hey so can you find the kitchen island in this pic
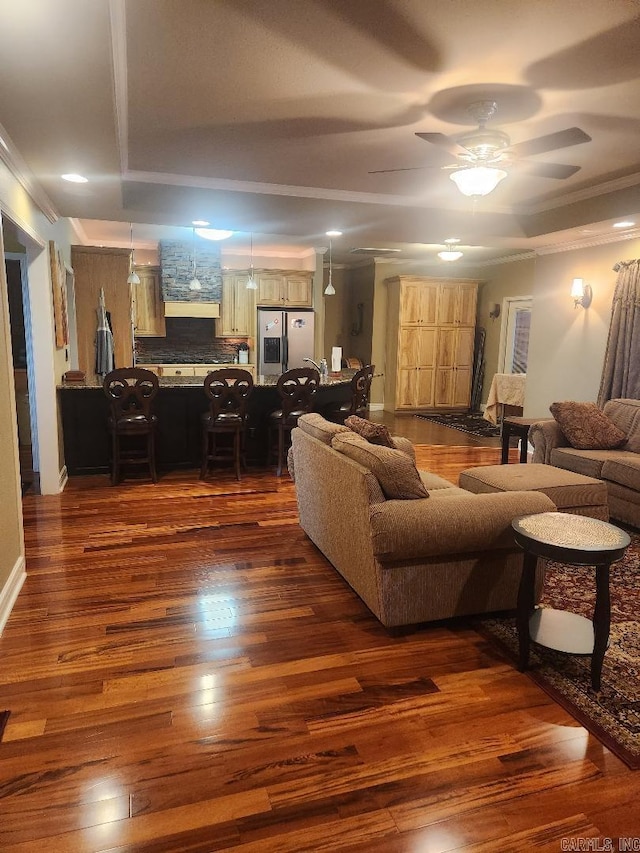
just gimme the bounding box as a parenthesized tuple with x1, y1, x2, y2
(58, 372, 355, 476)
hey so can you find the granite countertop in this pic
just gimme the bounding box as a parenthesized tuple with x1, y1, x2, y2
(58, 371, 356, 390)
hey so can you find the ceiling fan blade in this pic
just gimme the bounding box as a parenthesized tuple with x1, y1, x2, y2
(518, 160, 581, 179)
(508, 127, 591, 158)
(368, 165, 434, 174)
(415, 132, 470, 157)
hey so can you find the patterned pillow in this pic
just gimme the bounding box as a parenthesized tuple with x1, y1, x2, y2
(549, 401, 627, 450)
(331, 431, 428, 500)
(345, 415, 395, 448)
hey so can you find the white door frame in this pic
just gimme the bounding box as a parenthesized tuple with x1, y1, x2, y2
(497, 296, 533, 374)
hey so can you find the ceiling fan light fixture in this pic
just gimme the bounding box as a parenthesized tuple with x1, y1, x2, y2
(449, 165, 507, 197)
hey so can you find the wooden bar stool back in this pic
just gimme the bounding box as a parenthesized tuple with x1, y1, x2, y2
(268, 367, 319, 475)
(326, 364, 375, 424)
(103, 367, 159, 484)
(201, 368, 253, 480)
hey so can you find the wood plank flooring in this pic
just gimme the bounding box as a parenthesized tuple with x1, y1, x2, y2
(1, 415, 639, 851)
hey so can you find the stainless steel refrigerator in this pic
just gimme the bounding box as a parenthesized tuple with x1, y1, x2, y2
(257, 308, 315, 376)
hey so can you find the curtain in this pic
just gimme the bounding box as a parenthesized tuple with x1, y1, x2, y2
(597, 259, 640, 406)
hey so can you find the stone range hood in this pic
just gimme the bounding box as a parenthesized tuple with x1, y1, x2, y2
(160, 239, 222, 317)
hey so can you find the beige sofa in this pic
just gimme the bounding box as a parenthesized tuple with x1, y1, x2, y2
(529, 398, 640, 527)
(290, 414, 555, 627)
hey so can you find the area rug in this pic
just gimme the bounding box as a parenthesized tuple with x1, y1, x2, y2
(476, 534, 640, 769)
(415, 412, 501, 438)
(0, 711, 9, 742)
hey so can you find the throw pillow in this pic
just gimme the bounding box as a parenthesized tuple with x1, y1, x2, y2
(549, 401, 627, 450)
(297, 412, 349, 445)
(345, 415, 396, 448)
(331, 431, 429, 500)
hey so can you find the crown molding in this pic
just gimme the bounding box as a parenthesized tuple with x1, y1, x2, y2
(0, 122, 58, 224)
(472, 251, 538, 267)
(535, 228, 640, 254)
(516, 171, 640, 215)
(125, 169, 469, 209)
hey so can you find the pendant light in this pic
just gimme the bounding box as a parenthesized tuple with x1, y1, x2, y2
(189, 227, 202, 291)
(324, 230, 341, 296)
(246, 233, 258, 290)
(127, 223, 140, 285)
(437, 238, 463, 262)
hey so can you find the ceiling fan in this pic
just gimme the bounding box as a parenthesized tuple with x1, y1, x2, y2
(370, 100, 592, 195)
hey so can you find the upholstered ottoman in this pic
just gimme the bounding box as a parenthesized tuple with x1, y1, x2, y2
(459, 463, 609, 521)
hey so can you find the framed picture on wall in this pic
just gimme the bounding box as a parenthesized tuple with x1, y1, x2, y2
(49, 240, 69, 349)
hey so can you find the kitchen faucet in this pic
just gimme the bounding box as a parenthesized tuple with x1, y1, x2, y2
(302, 357, 321, 371)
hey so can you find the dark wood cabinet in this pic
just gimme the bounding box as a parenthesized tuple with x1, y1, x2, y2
(59, 381, 351, 475)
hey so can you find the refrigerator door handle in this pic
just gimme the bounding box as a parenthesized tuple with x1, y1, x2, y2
(283, 334, 289, 370)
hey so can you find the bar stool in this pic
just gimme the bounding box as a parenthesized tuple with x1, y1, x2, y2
(103, 367, 159, 485)
(325, 364, 375, 424)
(201, 368, 253, 480)
(267, 367, 319, 476)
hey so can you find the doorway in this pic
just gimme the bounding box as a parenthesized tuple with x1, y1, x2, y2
(5, 255, 35, 493)
(498, 297, 532, 374)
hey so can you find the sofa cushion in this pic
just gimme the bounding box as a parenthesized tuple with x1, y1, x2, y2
(601, 455, 640, 491)
(297, 412, 349, 445)
(345, 415, 395, 447)
(331, 431, 428, 500)
(549, 401, 627, 450)
(549, 447, 610, 478)
(603, 399, 640, 453)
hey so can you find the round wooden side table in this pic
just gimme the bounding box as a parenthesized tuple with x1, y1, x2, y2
(512, 511, 630, 692)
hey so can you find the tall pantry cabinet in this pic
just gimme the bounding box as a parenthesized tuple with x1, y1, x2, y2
(384, 276, 479, 412)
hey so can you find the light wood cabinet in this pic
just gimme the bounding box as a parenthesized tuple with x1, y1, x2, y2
(132, 266, 165, 337)
(71, 246, 133, 375)
(218, 273, 256, 337)
(256, 270, 313, 307)
(384, 276, 478, 412)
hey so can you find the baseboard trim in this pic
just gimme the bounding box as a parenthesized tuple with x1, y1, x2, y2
(58, 465, 68, 493)
(369, 403, 384, 411)
(0, 554, 26, 636)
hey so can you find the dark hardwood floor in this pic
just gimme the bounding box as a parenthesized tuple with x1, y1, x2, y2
(1, 413, 638, 851)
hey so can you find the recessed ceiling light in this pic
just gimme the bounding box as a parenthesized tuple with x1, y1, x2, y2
(194, 227, 234, 241)
(61, 173, 88, 183)
(326, 230, 342, 237)
(613, 220, 636, 228)
(192, 219, 209, 227)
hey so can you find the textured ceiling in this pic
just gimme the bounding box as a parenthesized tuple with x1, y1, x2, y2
(1, 0, 640, 264)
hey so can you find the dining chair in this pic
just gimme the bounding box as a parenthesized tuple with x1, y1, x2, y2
(325, 364, 375, 424)
(103, 367, 159, 485)
(267, 367, 320, 476)
(200, 368, 254, 480)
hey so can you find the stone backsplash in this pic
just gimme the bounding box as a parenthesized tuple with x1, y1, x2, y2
(160, 239, 222, 302)
(135, 318, 248, 364)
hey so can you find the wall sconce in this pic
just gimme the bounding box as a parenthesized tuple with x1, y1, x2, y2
(489, 303, 501, 320)
(571, 277, 592, 309)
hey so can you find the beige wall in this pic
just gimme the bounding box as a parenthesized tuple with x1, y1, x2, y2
(0, 225, 24, 611)
(0, 157, 75, 630)
(322, 266, 348, 361)
(475, 257, 535, 405)
(525, 239, 640, 417)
